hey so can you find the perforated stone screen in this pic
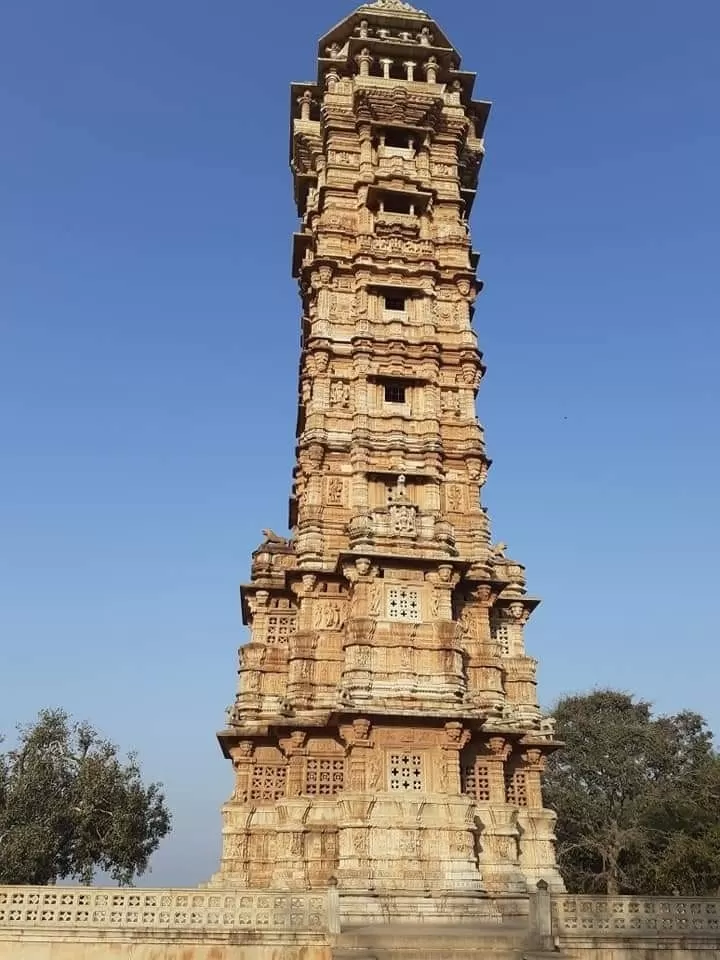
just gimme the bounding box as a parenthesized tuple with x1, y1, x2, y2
(490, 618, 510, 655)
(305, 759, 345, 796)
(504, 768, 528, 806)
(462, 761, 491, 801)
(249, 765, 287, 801)
(389, 753, 423, 791)
(386, 587, 420, 621)
(266, 615, 296, 644)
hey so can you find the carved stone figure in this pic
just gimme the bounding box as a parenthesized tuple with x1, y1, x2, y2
(539, 716, 557, 737)
(389, 503, 416, 535)
(313, 602, 343, 630)
(327, 478, 344, 504)
(369, 583, 382, 616)
(458, 609, 476, 640)
(352, 288, 368, 317)
(314, 351, 329, 373)
(356, 646, 371, 667)
(441, 390, 461, 415)
(367, 758, 382, 790)
(330, 380, 351, 407)
(262, 529, 289, 546)
(446, 484, 463, 512)
(507, 601, 526, 621)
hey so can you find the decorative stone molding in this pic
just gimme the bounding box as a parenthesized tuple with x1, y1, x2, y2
(0, 886, 329, 933)
(551, 894, 720, 937)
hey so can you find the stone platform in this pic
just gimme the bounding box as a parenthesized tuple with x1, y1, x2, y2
(333, 922, 533, 960)
(4, 884, 720, 960)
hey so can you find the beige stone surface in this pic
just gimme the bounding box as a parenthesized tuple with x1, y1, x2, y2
(213, 0, 563, 909)
(0, 948, 329, 960)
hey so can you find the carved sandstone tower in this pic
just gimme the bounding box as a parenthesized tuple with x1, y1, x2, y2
(214, 0, 563, 920)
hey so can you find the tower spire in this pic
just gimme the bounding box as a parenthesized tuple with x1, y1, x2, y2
(360, 0, 426, 13)
(211, 2, 564, 916)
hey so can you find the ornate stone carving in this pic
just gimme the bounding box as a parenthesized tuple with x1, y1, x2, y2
(313, 601, 345, 631)
(301, 573, 317, 595)
(441, 389, 461, 415)
(0, 887, 328, 933)
(216, 0, 564, 903)
(363, 0, 424, 12)
(486, 736, 512, 761)
(355, 557, 372, 576)
(389, 502, 416, 535)
(538, 716, 557, 738)
(327, 477, 345, 505)
(446, 484, 464, 512)
(369, 583, 383, 616)
(521, 747, 547, 772)
(313, 351, 329, 374)
(458, 607, 477, 640)
(356, 645, 372, 667)
(352, 718, 372, 743)
(329, 380, 351, 407)
(261, 529, 289, 547)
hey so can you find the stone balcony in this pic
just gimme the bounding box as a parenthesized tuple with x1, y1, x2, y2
(373, 210, 421, 238)
(376, 150, 419, 181)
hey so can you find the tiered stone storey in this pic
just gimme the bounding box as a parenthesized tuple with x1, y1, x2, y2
(214, 0, 563, 916)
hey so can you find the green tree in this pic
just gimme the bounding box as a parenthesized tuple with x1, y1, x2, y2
(543, 690, 720, 896)
(0, 709, 171, 885)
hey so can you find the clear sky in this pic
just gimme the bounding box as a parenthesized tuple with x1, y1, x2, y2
(1, 0, 719, 887)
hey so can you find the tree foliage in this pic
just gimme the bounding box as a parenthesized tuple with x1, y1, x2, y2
(543, 690, 720, 896)
(0, 709, 171, 885)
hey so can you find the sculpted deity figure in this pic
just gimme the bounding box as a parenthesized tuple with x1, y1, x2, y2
(327, 478, 344, 504)
(458, 608, 476, 640)
(315, 602, 343, 630)
(330, 380, 351, 407)
(390, 503, 416, 535)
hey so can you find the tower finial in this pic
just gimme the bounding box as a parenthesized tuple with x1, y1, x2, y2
(361, 0, 425, 14)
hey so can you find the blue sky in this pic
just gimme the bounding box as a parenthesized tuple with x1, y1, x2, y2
(1, 0, 718, 886)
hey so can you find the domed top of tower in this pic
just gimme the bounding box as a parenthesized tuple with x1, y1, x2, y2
(320, 0, 451, 49)
(356, 0, 429, 16)
(314, 1, 475, 101)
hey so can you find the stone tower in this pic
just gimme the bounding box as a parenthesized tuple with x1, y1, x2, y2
(214, 0, 563, 922)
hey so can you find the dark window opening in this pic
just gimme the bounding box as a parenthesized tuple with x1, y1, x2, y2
(380, 193, 413, 215)
(384, 382, 407, 404)
(383, 128, 412, 149)
(384, 294, 406, 312)
(393, 62, 406, 80)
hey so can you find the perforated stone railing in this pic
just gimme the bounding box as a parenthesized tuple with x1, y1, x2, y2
(551, 895, 720, 938)
(0, 886, 329, 934)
